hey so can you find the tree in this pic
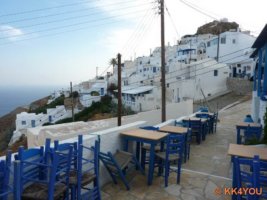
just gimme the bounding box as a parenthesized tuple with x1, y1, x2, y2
(109, 58, 117, 74)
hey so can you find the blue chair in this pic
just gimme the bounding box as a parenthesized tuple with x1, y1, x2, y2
(243, 125, 262, 144)
(198, 107, 209, 112)
(99, 150, 144, 190)
(155, 134, 183, 187)
(0, 151, 14, 200)
(140, 126, 161, 169)
(243, 115, 254, 123)
(176, 122, 192, 161)
(76, 135, 101, 200)
(15, 146, 73, 200)
(185, 120, 202, 144)
(196, 113, 213, 134)
(53, 140, 78, 200)
(254, 155, 267, 199)
(233, 155, 260, 200)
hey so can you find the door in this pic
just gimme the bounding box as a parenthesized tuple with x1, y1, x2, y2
(233, 67, 237, 77)
(31, 120, 36, 127)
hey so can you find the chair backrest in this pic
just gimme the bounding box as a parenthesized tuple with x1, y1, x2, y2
(139, 126, 159, 131)
(16, 146, 73, 200)
(254, 155, 267, 198)
(165, 134, 184, 160)
(175, 121, 188, 127)
(0, 151, 13, 199)
(16, 146, 46, 186)
(54, 140, 78, 170)
(198, 107, 209, 112)
(188, 120, 202, 130)
(234, 155, 260, 200)
(244, 125, 262, 142)
(77, 135, 100, 199)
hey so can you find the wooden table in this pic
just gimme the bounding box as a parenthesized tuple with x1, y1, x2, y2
(183, 117, 208, 142)
(183, 117, 207, 122)
(121, 129, 168, 185)
(159, 125, 188, 135)
(235, 122, 261, 144)
(159, 125, 189, 162)
(228, 143, 267, 200)
(228, 143, 267, 160)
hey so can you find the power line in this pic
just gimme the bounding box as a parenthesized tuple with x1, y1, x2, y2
(179, 0, 217, 20)
(0, 0, 147, 17)
(0, 16, 144, 46)
(0, 1, 152, 26)
(123, 12, 158, 59)
(0, 9, 149, 41)
(165, 4, 180, 38)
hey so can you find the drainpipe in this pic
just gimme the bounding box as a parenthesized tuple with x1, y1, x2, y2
(263, 44, 267, 96)
(257, 48, 263, 97)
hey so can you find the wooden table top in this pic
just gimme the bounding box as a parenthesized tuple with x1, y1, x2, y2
(159, 125, 188, 134)
(236, 122, 261, 128)
(183, 117, 207, 122)
(121, 129, 168, 141)
(228, 143, 267, 160)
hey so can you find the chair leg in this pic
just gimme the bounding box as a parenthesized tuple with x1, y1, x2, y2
(107, 168, 118, 185)
(117, 169, 130, 190)
(164, 161, 169, 187)
(70, 185, 76, 200)
(177, 159, 182, 184)
(141, 149, 146, 170)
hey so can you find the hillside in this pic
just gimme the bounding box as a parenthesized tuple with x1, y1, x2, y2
(196, 20, 239, 35)
(0, 107, 28, 152)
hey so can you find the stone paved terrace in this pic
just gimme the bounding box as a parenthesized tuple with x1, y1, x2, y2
(101, 98, 252, 200)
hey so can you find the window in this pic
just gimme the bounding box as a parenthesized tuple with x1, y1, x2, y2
(237, 64, 241, 68)
(21, 121, 26, 125)
(232, 39, 236, 44)
(167, 83, 170, 88)
(221, 37, 226, 44)
(214, 70, 218, 76)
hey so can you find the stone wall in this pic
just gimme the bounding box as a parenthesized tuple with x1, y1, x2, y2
(226, 77, 253, 95)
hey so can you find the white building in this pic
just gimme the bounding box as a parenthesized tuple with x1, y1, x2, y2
(205, 30, 255, 78)
(11, 105, 69, 145)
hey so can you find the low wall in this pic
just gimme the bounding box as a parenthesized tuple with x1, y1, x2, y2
(226, 77, 253, 95)
(26, 99, 193, 147)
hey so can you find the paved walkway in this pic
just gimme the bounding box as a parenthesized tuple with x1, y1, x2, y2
(101, 99, 252, 200)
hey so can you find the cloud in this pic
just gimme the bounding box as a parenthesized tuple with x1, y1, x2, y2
(0, 25, 24, 41)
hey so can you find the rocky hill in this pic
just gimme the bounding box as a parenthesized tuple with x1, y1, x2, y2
(0, 107, 28, 153)
(196, 20, 239, 35)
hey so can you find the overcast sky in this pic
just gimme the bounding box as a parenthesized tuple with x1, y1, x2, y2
(0, 0, 266, 87)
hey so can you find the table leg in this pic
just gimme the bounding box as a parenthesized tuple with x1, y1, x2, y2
(236, 128, 241, 144)
(136, 142, 140, 170)
(184, 133, 187, 163)
(148, 143, 155, 185)
(231, 156, 237, 200)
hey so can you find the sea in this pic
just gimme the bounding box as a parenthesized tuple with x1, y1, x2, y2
(0, 86, 64, 117)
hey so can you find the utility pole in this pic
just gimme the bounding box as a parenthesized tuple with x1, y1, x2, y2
(70, 81, 74, 122)
(117, 53, 122, 126)
(216, 29, 221, 62)
(96, 66, 98, 78)
(160, 0, 166, 122)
